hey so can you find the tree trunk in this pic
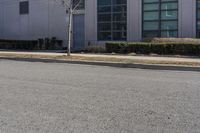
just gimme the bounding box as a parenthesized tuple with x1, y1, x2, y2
(67, 9, 73, 56)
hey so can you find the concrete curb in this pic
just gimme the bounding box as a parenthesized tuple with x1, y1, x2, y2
(1, 56, 200, 72)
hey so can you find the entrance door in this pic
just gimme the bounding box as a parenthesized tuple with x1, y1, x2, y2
(73, 14, 85, 51)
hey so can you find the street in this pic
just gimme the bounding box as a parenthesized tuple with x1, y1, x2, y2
(0, 59, 200, 133)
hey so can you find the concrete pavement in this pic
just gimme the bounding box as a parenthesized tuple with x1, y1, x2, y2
(0, 51, 200, 69)
(0, 50, 200, 63)
(0, 59, 200, 133)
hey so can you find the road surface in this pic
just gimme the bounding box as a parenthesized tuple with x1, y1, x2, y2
(0, 59, 200, 133)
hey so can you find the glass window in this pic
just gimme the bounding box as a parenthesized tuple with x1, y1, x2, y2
(143, 12, 159, 20)
(142, 0, 178, 38)
(161, 11, 178, 20)
(143, 0, 159, 3)
(143, 22, 159, 30)
(20, 1, 29, 15)
(197, 21, 200, 30)
(73, 0, 85, 10)
(143, 31, 159, 38)
(197, 0, 200, 38)
(98, 0, 111, 6)
(98, 23, 111, 31)
(98, 32, 112, 40)
(161, 31, 177, 38)
(197, 10, 200, 19)
(161, 21, 177, 30)
(161, 2, 178, 10)
(143, 4, 159, 11)
(98, 0, 127, 40)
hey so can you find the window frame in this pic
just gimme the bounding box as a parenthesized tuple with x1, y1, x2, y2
(97, 0, 127, 41)
(142, 0, 179, 38)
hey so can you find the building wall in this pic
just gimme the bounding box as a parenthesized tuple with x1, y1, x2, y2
(84, 0, 145, 46)
(0, 0, 4, 38)
(85, 0, 97, 46)
(127, 0, 142, 42)
(0, 0, 68, 46)
(84, 0, 198, 47)
(0, 0, 198, 49)
(179, 0, 196, 38)
(1, 0, 20, 39)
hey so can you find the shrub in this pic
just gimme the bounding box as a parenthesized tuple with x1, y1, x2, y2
(151, 43, 166, 54)
(0, 40, 38, 50)
(86, 46, 106, 53)
(149, 37, 200, 43)
(132, 43, 151, 54)
(106, 42, 127, 53)
(106, 42, 200, 56)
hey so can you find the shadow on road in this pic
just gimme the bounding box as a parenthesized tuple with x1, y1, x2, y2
(1, 57, 200, 72)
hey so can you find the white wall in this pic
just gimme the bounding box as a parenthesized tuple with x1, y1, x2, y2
(127, 0, 142, 41)
(179, 0, 196, 38)
(0, 0, 68, 46)
(48, 0, 68, 46)
(29, 0, 49, 39)
(0, 0, 4, 38)
(3, 0, 20, 39)
(85, 0, 97, 46)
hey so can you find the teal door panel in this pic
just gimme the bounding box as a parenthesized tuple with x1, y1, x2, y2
(73, 15, 85, 51)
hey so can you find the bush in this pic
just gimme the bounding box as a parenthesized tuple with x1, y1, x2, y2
(106, 42, 127, 53)
(0, 40, 38, 50)
(131, 43, 151, 54)
(147, 37, 200, 43)
(151, 43, 166, 54)
(86, 46, 106, 53)
(105, 42, 200, 56)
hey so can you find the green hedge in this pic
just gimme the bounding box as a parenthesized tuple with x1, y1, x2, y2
(0, 40, 38, 50)
(106, 42, 200, 55)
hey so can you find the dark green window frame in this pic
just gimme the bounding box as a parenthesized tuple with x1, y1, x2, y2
(97, 0, 127, 41)
(142, 0, 178, 38)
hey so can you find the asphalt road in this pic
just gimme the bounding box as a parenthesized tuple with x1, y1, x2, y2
(0, 59, 200, 133)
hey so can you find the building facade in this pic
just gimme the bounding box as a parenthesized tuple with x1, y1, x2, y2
(0, 0, 199, 50)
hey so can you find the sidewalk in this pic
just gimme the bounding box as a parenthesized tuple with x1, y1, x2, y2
(73, 53, 200, 64)
(0, 51, 200, 69)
